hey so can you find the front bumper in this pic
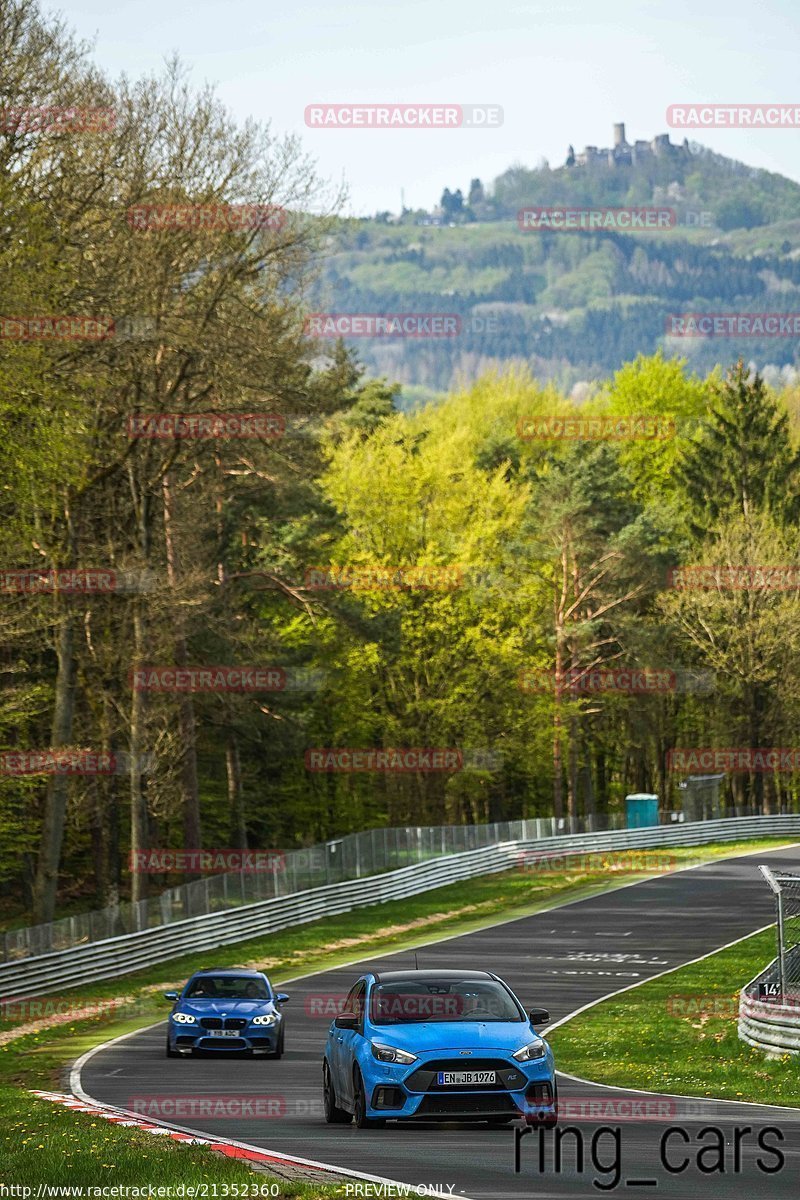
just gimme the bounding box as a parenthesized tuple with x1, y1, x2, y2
(362, 1051, 556, 1122)
(169, 1021, 280, 1053)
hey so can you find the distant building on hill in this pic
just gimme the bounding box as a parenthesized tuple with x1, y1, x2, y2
(567, 122, 691, 168)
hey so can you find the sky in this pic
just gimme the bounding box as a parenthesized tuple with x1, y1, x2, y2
(61, 0, 800, 215)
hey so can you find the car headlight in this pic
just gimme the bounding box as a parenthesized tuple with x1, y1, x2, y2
(172, 1012, 197, 1025)
(512, 1041, 547, 1062)
(371, 1042, 417, 1065)
(252, 1013, 279, 1026)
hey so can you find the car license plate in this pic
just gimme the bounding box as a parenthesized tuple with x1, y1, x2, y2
(437, 1071, 496, 1086)
(210, 1029, 240, 1037)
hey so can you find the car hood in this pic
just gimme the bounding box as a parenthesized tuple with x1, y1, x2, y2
(179, 999, 274, 1017)
(368, 1020, 537, 1053)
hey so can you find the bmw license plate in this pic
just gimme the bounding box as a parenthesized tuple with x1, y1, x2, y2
(437, 1071, 496, 1086)
(210, 1029, 240, 1037)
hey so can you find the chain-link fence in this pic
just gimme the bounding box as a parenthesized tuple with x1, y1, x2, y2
(0, 805, 767, 964)
(3, 813, 627, 963)
(758, 866, 800, 997)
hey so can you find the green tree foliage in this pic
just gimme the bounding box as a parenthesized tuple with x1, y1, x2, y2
(677, 360, 800, 536)
(3, 0, 800, 928)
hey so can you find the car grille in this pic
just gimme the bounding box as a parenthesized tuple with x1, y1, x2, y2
(199, 1017, 248, 1030)
(406, 1058, 526, 1093)
(198, 1037, 247, 1050)
(416, 1093, 517, 1117)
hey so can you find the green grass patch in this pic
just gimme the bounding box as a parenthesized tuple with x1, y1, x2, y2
(550, 925, 799, 1107)
(0, 1025, 328, 1192)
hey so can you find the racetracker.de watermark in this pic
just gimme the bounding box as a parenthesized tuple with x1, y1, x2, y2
(304, 104, 502, 129)
(667, 747, 800, 772)
(0, 750, 153, 775)
(666, 313, 800, 337)
(305, 313, 461, 338)
(128, 1095, 287, 1119)
(667, 565, 800, 590)
(666, 994, 741, 1020)
(0, 316, 113, 340)
(518, 207, 675, 231)
(0, 106, 115, 133)
(130, 666, 287, 692)
(517, 667, 716, 695)
(0, 997, 126, 1023)
(126, 204, 286, 232)
(667, 104, 800, 128)
(305, 748, 463, 772)
(0, 569, 153, 594)
(130, 849, 285, 873)
(126, 413, 285, 439)
(517, 415, 675, 441)
(304, 565, 461, 591)
(542, 1096, 700, 1122)
(517, 851, 680, 874)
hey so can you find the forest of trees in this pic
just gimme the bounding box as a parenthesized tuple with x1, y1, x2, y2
(4, 0, 800, 927)
(317, 220, 800, 388)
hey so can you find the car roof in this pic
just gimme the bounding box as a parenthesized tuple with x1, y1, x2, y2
(189, 968, 265, 977)
(371, 969, 495, 984)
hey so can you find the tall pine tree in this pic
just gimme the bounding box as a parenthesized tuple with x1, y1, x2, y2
(678, 360, 800, 535)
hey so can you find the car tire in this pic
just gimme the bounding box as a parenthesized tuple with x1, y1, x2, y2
(267, 1027, 284, 1060)
(353, 1068, 385, 1129)
(165, 1036, 178, 1058)
(323, 1060, 351, 1124)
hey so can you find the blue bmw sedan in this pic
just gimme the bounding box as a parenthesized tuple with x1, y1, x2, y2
(164, 968, 288, 1058)
(322, 968, 556, 1128)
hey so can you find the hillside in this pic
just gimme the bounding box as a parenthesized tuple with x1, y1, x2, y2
(310, 133, 800, 394)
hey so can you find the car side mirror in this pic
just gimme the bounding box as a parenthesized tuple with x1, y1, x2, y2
(334, 1011, 359, 1030)
(274, 992, 289, 1004)
(164, 992, 179, 1002)
(529, 1008, 550, 1026)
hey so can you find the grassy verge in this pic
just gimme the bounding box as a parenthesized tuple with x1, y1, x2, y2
(1, 837, 793, 1188)
(1, 1023, 334, 1191)
(549, 925, 799, 1108)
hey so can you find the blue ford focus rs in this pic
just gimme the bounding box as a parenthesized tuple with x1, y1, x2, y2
(322, 969, 556, 1128)
(164, 968, 289, 1058)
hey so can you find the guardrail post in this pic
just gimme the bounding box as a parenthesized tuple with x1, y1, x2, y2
(777, 890, 787, 1001)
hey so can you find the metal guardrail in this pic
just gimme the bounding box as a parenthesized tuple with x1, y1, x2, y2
(738, 946, 800, 1055)
(0, 807, 770, 963)
(2, 813, 799, 1000)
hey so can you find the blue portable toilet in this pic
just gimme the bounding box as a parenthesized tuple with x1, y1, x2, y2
(625, 793, 659, 828)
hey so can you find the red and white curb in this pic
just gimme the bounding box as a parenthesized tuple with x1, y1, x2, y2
(29, 1090, 315, 1164)
(32, 1084, 470, 1196)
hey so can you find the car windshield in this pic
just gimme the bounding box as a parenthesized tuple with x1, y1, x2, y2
(370, 978, 523, 1024)
(185, 976, 269, 1000)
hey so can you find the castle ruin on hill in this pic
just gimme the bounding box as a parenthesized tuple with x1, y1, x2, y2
(566, 122, 691, 168)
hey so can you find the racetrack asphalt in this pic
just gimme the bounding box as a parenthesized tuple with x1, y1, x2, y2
(80, 845, 800, 1199)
